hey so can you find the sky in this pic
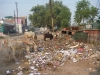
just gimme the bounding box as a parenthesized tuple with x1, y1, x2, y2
(0, 0, 99, 25)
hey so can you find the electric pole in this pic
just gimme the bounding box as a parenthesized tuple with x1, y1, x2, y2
(13, 10, 16, 30)
(49, 0, 54, 32)
(15, 2, 19, 34)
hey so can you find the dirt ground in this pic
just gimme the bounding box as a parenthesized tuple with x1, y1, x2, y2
(0, 34, 100, 75)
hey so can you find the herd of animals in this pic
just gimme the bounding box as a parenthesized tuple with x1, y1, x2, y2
(0, 30, 72, 64)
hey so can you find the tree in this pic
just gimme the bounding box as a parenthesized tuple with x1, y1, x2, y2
(29, 5, 46, 27)
(89, 6, 98, 23)
(28, 0, 71, 30)
(74, 0, 98, 25)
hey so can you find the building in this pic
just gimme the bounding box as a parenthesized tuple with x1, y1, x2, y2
(0, 18, 15, 34)
(15, 16, 27, 33)
(0, 16, 27, 34)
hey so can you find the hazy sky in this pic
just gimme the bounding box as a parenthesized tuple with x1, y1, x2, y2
(0, 0, 99, 24)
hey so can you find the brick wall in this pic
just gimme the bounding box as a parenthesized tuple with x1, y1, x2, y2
(83, 30, 100, 43)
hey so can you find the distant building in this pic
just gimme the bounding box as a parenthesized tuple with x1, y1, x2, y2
(0, 18, 15, 34)
(0, 16, 27, 34)
(15, 16, 27, 33)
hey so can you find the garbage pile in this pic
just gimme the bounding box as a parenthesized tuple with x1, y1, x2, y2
(6, 37, 100, 75)
(23, 37, 100, 74)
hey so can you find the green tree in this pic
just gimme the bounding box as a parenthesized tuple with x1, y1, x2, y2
(74, 0, 98, 25)
(29, 0, 71, 30)
(29, 5, 46, 27)
(89, 6, 98, 23)
(74, 0, 90, 25)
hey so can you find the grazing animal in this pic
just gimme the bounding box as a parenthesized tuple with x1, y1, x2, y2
(24, 31, 37, 40)
(1, 38, 37, 63)
(44, 32, 53, 41)
(0, 39, 10, 58)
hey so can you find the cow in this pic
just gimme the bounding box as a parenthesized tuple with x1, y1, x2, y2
(44, 32, 53, 41)
(24, 31, 37, 40)
(0, 39, 10, 58)
(0, 38, 37, 63)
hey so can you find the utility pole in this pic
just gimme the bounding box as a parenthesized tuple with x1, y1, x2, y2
(15, 2, 19, 35)
(49, 0, 54, 32)
(13, 10, 16, 31)
(14, 10, 15, 23)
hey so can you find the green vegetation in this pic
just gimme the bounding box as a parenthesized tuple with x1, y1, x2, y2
(28, 0, 99, 30)
(29, 0, 71, 30)
(74, 0, 98, 25)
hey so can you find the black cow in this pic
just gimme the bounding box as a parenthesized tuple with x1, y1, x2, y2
(44, 32, 53, 41)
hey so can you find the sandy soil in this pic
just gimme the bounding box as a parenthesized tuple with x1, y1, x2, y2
(0, 34, 100, 75)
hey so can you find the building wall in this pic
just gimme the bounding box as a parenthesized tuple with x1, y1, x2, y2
(15, 17, 27, 33)
(83, 30, 100, 43)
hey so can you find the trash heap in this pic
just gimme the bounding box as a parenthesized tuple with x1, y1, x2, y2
(23, 37, 100, 74)
(6, 37, 100, 75)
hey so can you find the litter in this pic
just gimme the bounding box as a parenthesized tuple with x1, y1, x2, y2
(5, 35, 99, 75)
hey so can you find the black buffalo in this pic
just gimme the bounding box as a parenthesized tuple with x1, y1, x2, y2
(44, 33, 53, 41)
